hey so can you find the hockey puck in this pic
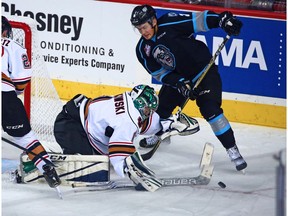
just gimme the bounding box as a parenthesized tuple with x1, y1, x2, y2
(218, 181, 226, 188)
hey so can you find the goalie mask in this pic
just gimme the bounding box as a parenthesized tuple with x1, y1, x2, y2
(130, 5, 156, 26)
(130, 85, 159, 121)
(2, 16, 13, 38)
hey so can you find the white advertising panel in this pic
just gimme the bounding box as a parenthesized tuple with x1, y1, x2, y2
(2, 0, 150, 87)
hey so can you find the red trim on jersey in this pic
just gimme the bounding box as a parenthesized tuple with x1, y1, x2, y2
(12, 76, 31, 82)
(109, 153, 130, 158)
(35, 155, 49, 166)
(109, 141, 133, 145)
(85, 120, 106, 155)
(26, 140, 39, 149)
(141, 114, 153, 134)
(2, 81, 15, 88)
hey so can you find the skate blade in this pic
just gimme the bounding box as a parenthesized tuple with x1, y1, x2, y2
(55, 186, 63, 199)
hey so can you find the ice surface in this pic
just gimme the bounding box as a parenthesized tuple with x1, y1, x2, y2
(2, 118, 286, 216)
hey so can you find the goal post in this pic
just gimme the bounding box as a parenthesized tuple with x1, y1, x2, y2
(9, 20, 32, 120)
(8, 16, 63, 147)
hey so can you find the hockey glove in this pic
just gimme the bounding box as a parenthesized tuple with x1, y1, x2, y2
(176, 78, 192, 98)
(189, 86, 201, 101)
(160, 112, 200, 136)
(176, 78, 200, 100)
(219, 11, 242, 36)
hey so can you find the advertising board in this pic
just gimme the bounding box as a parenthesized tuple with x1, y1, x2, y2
(2, 0, 286, 127)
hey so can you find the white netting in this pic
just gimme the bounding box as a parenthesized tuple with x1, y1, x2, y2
(9, 16, 63, 145)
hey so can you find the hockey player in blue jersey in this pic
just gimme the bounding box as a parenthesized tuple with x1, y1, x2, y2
(130, 5, 247, 171)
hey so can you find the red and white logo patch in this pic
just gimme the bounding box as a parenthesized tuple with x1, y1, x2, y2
(22, 54, 31, 69)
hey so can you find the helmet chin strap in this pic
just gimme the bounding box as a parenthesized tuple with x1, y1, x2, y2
(151, 18, 158, 36)
(152, 24, 157, 36)
(147, 17, 157, 37)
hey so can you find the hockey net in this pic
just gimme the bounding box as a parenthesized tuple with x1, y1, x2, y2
(8, 17, 63, 146)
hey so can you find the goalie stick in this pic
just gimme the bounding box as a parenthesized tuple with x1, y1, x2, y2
(140, 119, 181, 161)
(140, 35, 231, 161)
(72, 142, 214, 191)
(140, 134, 165, 161)
(72, 165, 213, 191)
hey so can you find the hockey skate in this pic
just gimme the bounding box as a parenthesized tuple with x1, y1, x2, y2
(227, 145, 247, 171)
(43, 164, 61, 188)
(139, 112, 199, 148)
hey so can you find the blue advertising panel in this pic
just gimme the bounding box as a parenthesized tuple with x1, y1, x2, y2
(153, 9, 286, 99)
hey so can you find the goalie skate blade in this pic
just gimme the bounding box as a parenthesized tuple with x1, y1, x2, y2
(55, 186, 63, 199)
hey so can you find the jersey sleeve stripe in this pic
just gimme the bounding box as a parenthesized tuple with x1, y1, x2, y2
(109, 145, 136, 155)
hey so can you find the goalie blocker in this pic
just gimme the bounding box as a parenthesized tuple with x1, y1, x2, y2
(124, 151, 162, 192)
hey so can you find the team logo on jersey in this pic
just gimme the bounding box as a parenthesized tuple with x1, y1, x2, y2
(167, 12, 178, 17)
(144, 44, 151, 57)
(21, 54, 31, 69)
(168, 12, 190, 18)
(152, 45, 175, 70)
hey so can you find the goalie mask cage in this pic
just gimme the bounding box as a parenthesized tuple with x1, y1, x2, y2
(9, 17, 63, 144)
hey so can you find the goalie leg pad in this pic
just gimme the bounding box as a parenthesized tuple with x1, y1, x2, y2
(124, 152, 162, 192)
(17, 153, 110, 185)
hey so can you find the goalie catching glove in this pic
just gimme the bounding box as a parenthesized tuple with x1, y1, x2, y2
(160, 112, 200, 138)
(140, 112, 200, 148)
(124, 152, 162, 192)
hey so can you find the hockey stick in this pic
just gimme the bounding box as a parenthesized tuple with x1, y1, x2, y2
(140, 134, 167, 161)
(72, 165, 213, 191)
(180, 34, 231, 111)
(2, 137, 55, 167)
(72, 142, 214, 191)
(140, 35, 231, 161)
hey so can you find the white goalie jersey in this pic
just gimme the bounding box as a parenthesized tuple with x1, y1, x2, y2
(16, 91, 162, 186)
(15, 89, 198, 187)
(79, 91, 161, 177)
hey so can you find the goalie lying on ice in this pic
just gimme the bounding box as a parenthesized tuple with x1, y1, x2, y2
(15, 84, 196, 192)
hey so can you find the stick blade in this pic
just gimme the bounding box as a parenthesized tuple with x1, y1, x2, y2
(199, 142, 214, 168)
